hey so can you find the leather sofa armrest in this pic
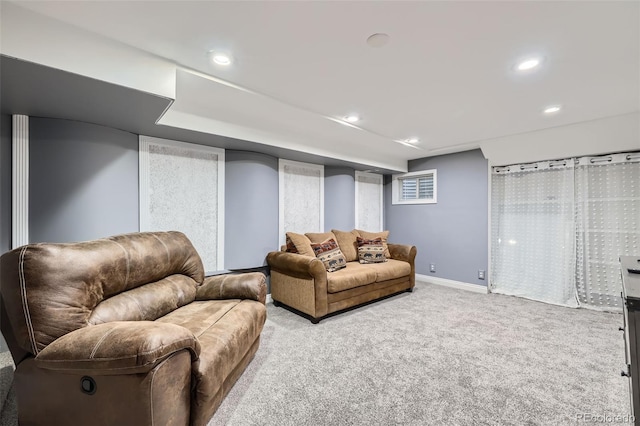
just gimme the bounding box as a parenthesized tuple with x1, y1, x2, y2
(388, 244, 417, 264)
(266, 251, 326, 280)
(34, 321, 200, 375)
(197, 272, 267, 305)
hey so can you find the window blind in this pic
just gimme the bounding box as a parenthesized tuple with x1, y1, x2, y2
(401, 174, 434, 201)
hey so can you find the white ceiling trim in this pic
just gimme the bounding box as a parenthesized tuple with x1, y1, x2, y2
(0, 1, 177, 99)
(481, 112, 640, 166)
(158, 106, 408, 172)
(178, 66, 424, 152)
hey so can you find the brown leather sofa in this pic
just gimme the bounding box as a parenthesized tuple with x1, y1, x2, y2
(267, 230, 416, 323)
(0, 231, 267, 426)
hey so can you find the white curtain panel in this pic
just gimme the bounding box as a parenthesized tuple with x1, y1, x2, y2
(491, 161, 578, 307)
(575, 153, 640, 310)
(279, 160, 324, 245)
(355, 171, 383, 232)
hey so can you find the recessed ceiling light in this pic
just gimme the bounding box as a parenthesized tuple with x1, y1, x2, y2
(405, 138, 419, 144)
(543, 105, 562, 114)
(209, 51, 232, 66)
(516, 57, 542, 71)
(344, 115, 360, 123)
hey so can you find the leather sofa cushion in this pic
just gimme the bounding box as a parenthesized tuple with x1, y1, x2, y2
(197, 272, 267, 304)
(89, 275, 197, 324)
(0, 231, 204, 354)
(157, 299, 267, 426)
(327, 262, 377, 293)
(366, 259, 412, 282)
(34, 321, 200, 374)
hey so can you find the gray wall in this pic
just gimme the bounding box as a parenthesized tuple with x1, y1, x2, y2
(385, 149, 488, 286)
(17, 116, 424, 281)
(324, 166, 355, 231)
(225, 151, 279, 269)
(0, 114, 10, 253)
(29, 118, 139, 243)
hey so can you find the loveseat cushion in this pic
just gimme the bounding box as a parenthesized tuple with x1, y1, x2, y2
(157, 299, 267, 426)
(331, 229, 359, 262)
(365, 259, 412, 282)
(305, 231, 337, 244)
(326, 262, 377, 293)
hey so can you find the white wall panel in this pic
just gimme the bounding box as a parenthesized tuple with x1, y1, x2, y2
(140, 136, 224, 272)
(11, 115, 29, 248)
(355, 171, 383, 231)
(279, 159, 323, 245)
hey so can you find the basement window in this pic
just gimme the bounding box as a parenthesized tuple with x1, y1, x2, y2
(392, 170, 437, 205)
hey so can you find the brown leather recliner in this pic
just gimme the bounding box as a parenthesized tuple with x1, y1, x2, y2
(0, 231, 267, 426)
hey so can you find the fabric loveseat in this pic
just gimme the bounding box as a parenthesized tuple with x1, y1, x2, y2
(267, 229, 416, 323)
(0, 231, 266, 426)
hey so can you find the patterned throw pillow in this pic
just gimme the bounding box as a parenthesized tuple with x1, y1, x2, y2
(285, 236, 298, 253)
(285, 232, 315, 257)
(356, 230, 390, 258)
(357, 237, 388, 264)
(311, 238, 347, 272)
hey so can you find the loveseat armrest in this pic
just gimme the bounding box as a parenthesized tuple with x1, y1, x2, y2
(388, 243, 417, 263)
(388, 244, 417, 289)
(266, 251, 326, 280)
(34, 321, 200, 375)
(197, 272, 267, 305)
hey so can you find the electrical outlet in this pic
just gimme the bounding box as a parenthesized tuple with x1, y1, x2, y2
(430, 264, 436, 273)
(478, 270, 485, 280)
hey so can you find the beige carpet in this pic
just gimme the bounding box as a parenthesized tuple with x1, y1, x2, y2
(0, 281, 630, 425)
(0, 351, 17, 426)
(209, 281, 629, 425)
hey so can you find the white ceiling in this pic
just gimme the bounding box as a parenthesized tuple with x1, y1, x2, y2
(5, 1, 640, 170)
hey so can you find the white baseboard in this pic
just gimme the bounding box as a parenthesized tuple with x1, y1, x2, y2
(415, 274, 488, 294)
(266, 294, 273, 304)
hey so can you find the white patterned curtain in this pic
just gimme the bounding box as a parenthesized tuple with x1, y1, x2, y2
(491, 160, 578, 307)
(355, 171, 383, 232)
(279, 159, 324, 245)
(575, 153, 640, 309)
